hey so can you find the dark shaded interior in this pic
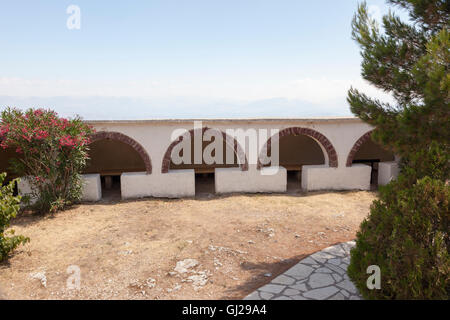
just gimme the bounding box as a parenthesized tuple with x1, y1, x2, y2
(352, 139, 395, 187)
(267, 135, 326, 192)
(84, 139, 147, 199)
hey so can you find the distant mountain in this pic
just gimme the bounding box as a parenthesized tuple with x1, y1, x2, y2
(0, 95, 352, 120)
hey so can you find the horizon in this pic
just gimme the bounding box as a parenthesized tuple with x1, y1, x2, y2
(0, 1, 407, 120)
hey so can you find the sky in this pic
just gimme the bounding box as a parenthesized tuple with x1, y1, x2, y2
(0, 0, 407, 120)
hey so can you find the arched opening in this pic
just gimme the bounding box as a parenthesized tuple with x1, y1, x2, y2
(86, 131, 152, 200)
(279, 135, 325, 192)
(161, 128, 248, 197)
(259, 127, 334, 193)
(346, 131, 395, 187)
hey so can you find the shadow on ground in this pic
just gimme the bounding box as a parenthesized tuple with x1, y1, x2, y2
(219, 254, 307, 300)
(219, 239, 348, 300)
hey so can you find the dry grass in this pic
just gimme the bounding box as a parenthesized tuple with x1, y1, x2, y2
(0, 190, 376, 300)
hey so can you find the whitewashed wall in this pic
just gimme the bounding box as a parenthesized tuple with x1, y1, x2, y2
(18, 118, 384, 200)
(378, 161, 400, 186)
(88, 118, 376, 197)
(215, 166, 287, 194)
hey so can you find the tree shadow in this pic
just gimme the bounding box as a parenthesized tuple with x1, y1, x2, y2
(219, 239, 349, 300)
(10, 209, 53, 228)
(218, 253, 308, 300)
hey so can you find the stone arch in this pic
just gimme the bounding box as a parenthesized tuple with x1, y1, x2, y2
(161, 127, 249, 173)
(346, 130, 374, 167)
(257, 127, 338, 169)
(89, 131, 152, 174)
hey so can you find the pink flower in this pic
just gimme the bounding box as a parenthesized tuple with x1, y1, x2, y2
(33, 109, 44, 117)
(59, 135, 77, 148)
(0, 125, 10, 136)
(35, 130, 49, 140)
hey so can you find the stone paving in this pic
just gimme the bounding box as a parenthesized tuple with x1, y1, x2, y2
(244, 241, 362, 300)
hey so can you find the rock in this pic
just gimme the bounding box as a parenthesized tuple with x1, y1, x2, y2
(324, 263, 346, 275)
(213, 258, 222, 268)
(185, 270, 210, 290)
(298, 257, 316, 265)
(340, 290, 350, 298)
(258, 284, 285, 294)
(174, 259, 198, 273)
(208, 245, 247, 256)
(339, 264, 349, 271)
(302, 286, 339, 300)
(328, 258, 342, 266)
(283, 288, 301, 296)
(290, 295, 308, 300)
(263, 273, 272, 277)
(329, 292, 346, 300)
(341, 241, 356, 254)
(273, 296, 292, 300)
(322, 245, 347, 257)
(332, 274, 343, 282)
(243, 291, 260, 300)
(29, 271, 47, 288)
(172, 284, 181, 291)
(284, 263, 314, 279)
(271, 274, 295, 285)
(315, 267, 333, 273)
(308, 273, 335, 289)
(259, 292, 274, 300)
(146, 278, 156, 288)
(336, 279, 358, 294)
(309, 251, 335, 263)
(289, 283, 307, 291)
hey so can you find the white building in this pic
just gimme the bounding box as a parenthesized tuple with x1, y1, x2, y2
(2, 117, 399, 201)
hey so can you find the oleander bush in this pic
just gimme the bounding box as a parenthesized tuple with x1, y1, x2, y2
(348, 176, 449, 299)
(0, 108, 94, 213)
(0, 173, 29, 261)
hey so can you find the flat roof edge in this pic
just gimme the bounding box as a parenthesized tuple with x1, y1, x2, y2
(85, 117, 362, 124)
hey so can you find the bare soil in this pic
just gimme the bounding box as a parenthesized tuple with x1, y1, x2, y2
(0, 190, 376, 300)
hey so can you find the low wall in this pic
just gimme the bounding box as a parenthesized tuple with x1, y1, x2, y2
(81, 174, 102, 201)
(378, 161, 399, 186)
(17, 175, 102, 203)
(215, 166, 287, 194)
(301, 164, 371, 191)
(121, 170, 195, 199)
(17, 176, 38, 205)
(17, 164, 374, 202)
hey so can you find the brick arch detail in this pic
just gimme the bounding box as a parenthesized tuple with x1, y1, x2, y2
(346, 130, 374, 167)
(257, 127, 338, 169)
(90, 131, 152, 174)
(161, 127, 249, 173)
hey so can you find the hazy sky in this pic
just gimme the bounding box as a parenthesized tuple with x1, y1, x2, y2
(0, 0, 405, 119)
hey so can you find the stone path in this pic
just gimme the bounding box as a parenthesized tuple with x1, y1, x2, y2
(244, 241, 362, 300)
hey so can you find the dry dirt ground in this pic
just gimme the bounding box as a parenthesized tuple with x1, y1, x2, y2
(0, 190, 377, 300)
